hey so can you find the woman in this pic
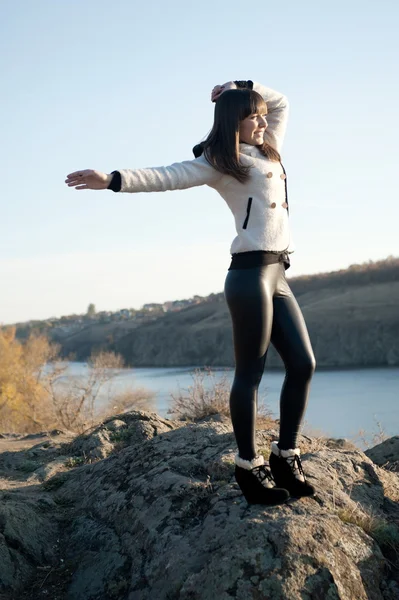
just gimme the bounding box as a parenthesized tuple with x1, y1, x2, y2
(65, 79, 316, 506)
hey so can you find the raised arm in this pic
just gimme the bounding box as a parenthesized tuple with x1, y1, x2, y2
(251, 81, 289, 154)
(212, 80, 289, 153)
(66, 154, 222, 193)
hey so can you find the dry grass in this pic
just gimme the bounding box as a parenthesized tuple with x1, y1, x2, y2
(352, 418, 390, 450)
(337, 503, 399, 572)
(297, 417, 391, 453)
(167, 366, 274, 426)
(167, 367, 231, 421)
(300, 421, 330, 452)
(337, 503, 382, 534)
(96, 387, 156, 422)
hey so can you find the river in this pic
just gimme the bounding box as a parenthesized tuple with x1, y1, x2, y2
(57, 363, 398, 448)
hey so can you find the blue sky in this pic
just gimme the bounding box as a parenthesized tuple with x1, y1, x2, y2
(1, 0, 398, 324)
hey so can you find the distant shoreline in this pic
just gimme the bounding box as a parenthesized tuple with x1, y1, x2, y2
(66, 362, 399, 373)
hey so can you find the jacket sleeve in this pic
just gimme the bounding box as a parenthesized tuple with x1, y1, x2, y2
(252, 82, 289, 153)
(113, 154, 222, 194)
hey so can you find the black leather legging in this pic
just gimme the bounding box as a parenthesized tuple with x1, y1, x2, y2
(224, 262, 316, 459)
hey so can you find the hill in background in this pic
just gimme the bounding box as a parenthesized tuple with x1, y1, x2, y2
(11, 256, 399, 368)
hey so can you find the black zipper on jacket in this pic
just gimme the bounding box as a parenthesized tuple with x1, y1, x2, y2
(242, 197, 253, 229)
(280, 162, 289, 215)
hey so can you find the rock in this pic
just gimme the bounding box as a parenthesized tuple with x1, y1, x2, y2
(64, 410, 178, 460)
(324, 437, 358, 451)
(19, 429, 66, 441)
(28, 456, 70, 483)
(0, 411, 398, 599)
(21, 432, 52, 440)
(49, 416, 399, 599)
(0, 497, 59, 592)
(366, 436, 399, 472)
(105, 419, 128, 431)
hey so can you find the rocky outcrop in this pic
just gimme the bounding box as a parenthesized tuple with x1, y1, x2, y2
(365, 436, 399, 473)
(0, 412, 398, 599)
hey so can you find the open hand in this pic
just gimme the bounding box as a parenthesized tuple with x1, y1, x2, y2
(65, 169, 112, 190)
(211, 81, 237, 102)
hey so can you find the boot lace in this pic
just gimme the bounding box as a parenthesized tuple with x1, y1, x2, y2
(285, 454, 306, 482)
(251, 464, 275, 489)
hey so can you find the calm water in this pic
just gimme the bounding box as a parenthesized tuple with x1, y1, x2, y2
(60, 363, 398, 446)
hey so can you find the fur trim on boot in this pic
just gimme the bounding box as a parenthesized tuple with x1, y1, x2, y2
(270, 442, 305, 482)
(234, 452, 289, 506)
(269, 441, 315, 498)
(234, 453, 265, 470)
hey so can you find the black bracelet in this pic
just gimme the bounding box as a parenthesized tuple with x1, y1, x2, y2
(234, 80, 254, 90)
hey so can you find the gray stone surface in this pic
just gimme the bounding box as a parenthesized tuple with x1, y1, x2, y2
(0, 411, 398, 599)
(366, 436, 399, 472)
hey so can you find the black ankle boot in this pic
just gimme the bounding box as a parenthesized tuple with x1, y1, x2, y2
(234, 453, 290, 506)
(269, 441, 315, 498)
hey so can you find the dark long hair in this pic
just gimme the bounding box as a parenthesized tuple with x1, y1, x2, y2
(193, 89, 281, 183)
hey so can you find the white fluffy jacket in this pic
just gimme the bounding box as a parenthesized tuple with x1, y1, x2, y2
(117, 82, 294, 255)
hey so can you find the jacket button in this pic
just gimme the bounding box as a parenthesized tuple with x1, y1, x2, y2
(270, 202, 276, 208)
(266, 172, 273, 178)
(282, 202, 288, 209)
(280, 173, 286, 179)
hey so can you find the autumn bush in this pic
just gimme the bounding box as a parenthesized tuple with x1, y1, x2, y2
(0, 327, 57, 432)
(0, 327, 155, 434)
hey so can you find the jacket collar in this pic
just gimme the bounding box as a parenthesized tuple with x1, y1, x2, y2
(239, 143, 261, 158)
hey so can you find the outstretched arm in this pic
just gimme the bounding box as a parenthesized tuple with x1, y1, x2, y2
(211, 80, 289, 153)
(65, 154, 222, 193)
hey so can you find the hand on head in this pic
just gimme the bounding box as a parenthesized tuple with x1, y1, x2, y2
(211, 81, 237, 102)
